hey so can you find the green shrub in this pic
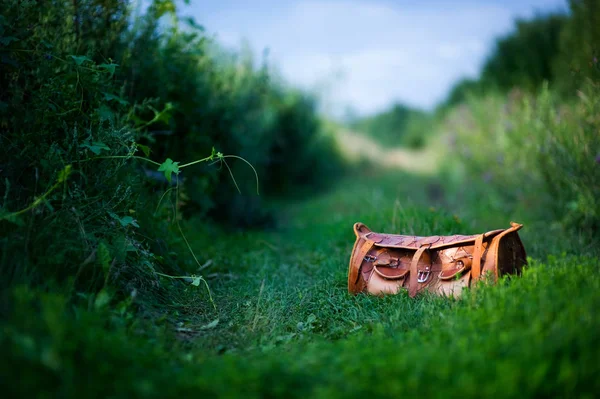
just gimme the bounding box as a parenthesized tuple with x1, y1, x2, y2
(0, 0, 343, 306)
(481, 13, 566, 92)
(439, 82, 599, 252)
(117, 6, 343, 224)
(554, 0, 600, 94)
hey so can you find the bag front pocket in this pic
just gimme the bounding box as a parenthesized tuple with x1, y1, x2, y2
(367, 265, 408, 295)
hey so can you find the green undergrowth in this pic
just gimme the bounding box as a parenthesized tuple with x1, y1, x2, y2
(2, 168, 599, 397)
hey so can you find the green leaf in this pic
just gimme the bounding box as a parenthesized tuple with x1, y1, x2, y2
(154, 102, 173, 125)
(154, 0, 177, 17)
(57, 165, 72, 183)
(98, 63, 118, 77)
(97, 242, 111, 274)
(158, 158, 180, 183)
(108, 212, 140, 228)
(69, 55, 93, 66)
(184, 17, 204, 31)
(136, 144, 151, 158)
(191, 276, 201, 286)
(120, 216, 140, 228)
(102, 92, 129, 106)
(81, 141, 110, 155)
(94, 289, 112, 310)
(95, 104, 114, 121)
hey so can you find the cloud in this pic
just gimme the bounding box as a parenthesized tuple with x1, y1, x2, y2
(185, 0, 566, 116)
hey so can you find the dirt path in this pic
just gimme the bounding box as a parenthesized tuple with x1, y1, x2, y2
(335, 130, 440, 174)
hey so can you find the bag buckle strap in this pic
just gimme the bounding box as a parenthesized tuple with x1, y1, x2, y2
(409, 243, 432, 297)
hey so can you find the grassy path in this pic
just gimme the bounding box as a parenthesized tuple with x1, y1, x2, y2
(169, 163, 600, 397)
(4, 144, 598, 397)
(335, 129, 440, 174)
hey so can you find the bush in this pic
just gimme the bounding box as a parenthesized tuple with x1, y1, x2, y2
(0, 0, 343, 302)
(554, 0, 600, 95)
(480, 13, 566, 92)
(439, 82, 599, 251)
(117, 6, 343, 224)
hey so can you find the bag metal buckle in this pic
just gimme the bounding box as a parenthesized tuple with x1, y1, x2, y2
(417, 266, 431, 283)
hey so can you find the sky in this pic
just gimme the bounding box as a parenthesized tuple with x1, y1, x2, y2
(180, 0, 568, 117)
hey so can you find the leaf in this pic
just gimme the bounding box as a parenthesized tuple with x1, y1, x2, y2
(119, 216, 140, 228)
(97, 242, 111, 274)
(98, 63, 118, 77)
(94, 289, 112, 310)
(95, 104, 114, 121)
(191, 276, 201, 286)
(57, 165, 72, 183)
(108, 211, 140, 228)
(81, 141, 110, 155)
(154, 0, 177, 17)
(200, 319, 219, 330)
(184, 17, 204, 31)
(69, 55, 93, 66)
(102, 92, 129, 106)
(158, 158, 180, 183)
(136, 144, 151, 157)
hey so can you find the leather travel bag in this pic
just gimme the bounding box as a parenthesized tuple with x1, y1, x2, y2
(348, 222, 527, 298)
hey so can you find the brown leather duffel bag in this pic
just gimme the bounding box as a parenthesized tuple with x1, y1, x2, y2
(348, 222, 527, 298)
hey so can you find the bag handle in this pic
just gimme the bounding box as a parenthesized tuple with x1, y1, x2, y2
(409, 244, 431, 298)
(351, 236, 375, 285)
(470, 234, 485, 281)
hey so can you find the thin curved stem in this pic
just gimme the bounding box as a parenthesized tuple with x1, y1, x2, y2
(79, 155, 162, 167)
(155, 187, 176, 215)
(222, 155, 260, 195)
(222, 158, 241, 194)
(179, 155, 212, 169)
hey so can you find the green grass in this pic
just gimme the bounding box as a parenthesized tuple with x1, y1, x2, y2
(2, 167, 598, 397)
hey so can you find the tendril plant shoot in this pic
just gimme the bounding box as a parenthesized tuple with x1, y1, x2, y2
(1, 144, 259, 310)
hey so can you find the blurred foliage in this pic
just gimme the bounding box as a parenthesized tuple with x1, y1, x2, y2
(440, 82, 599, 249)
(120, 11, 343, 224)
(480, 13, 566, 92)
(441, 12, 567, 110)
(554, 0, 600, 94)
(350, 103, 433, 149)
(437, 78, 486, 111)
(0, 0, 343, 305)
(436, 0, 600, 246)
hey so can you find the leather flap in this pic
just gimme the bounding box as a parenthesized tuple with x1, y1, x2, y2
(439, 257, 472, 280)
(373, 266, 409, 280)
(369, 228, 511, 250)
